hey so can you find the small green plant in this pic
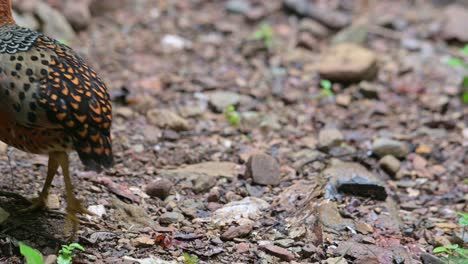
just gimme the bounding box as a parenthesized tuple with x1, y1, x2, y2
(445, 45, 468, 104)
(57, 243, 85, 264)
(183, 253, 198, 264)
(433, 244, 468, 263)
(19, 243, 44, 264)
(319, 79, 334, 97)
(224, 105, 241, 126)
(433, 212, 468, 263)
(252, 23, 274, 49)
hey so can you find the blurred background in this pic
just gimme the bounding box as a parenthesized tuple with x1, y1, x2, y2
(2, 0, 467, 263)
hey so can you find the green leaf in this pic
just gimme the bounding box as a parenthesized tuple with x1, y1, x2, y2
(19, 243, 44, 264)
(446, 244, 460, 250)
(461, 44, 468, 55)
(456, 212, 468, 226)
(433, 246, 448, 253)
(446, 57, 465, 68)
(462, 76, 468, 88)
(183, 253, 198, 264)
(320, 80, 332, 90)
(462, 91, 468, 104)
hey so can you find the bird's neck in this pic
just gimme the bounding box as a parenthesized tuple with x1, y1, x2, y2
(0, 0, 15, 27)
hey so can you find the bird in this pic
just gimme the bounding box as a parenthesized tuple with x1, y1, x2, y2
(0, 0, 113, 235)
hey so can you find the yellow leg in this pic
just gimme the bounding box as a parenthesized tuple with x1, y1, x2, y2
(17, 154, 59, 213)
(55, 152, 93, 237)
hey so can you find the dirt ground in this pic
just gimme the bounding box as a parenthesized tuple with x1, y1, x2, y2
(0, 0, 467, 263)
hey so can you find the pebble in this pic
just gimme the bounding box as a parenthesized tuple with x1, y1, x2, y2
(221, 224, 253, 240)
(212, 197, 269, 226)
(324, 162, 388, 200)
(420, 253, 444, 264)
(145, 179, 173, 200)
(161, 34, 192, 50)
(260, 244, 295, 261)
(146, 109, 190, 131)
(283, 0, 350, 29)
(319, 43, 377, 83)
(132, 236, 155, 247)
(237, 242, 250, 253)
(317, 201, 354, 231)
(379, 155, 401, 176)
(225, 0, 251, 14)
(159, 212, 185, 225)
(36, 2, 76, 42)
(372, 138, 409, 158)
(208, 91, 241, 113)
(245, 154, 281, 186)
(318, 128, 344, 150)
(442, 5, 468, 42)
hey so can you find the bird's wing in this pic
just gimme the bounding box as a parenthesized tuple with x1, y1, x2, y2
(32, 35, 113, 170)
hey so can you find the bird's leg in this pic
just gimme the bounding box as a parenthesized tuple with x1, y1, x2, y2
(55, 152, 93, 237)
(17, 153, 59, 212)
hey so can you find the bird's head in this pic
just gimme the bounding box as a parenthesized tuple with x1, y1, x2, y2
(0, 0, 15, 27)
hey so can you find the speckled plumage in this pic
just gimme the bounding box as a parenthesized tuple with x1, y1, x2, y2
(0, 24, 113, 170)
(0, 0, 113, 236)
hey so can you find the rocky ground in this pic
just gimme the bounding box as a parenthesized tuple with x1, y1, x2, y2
(0, 0, 467, 263)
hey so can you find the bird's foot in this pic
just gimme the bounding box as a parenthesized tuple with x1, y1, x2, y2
(64, 197, 94, 239)
(16, 196, 47, 213)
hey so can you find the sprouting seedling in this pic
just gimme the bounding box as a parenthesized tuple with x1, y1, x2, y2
(320, 79, 334, 97)
(433, 244, 468, 263)
(57, 243, 85, 264)
(252, 23, 274, 49)
(456, 212, 468, 242)
(463, 76, 468, 104)
(224, 105, 241, 126)
(183, 253, 198, 264)
(19, 243, 44, 264)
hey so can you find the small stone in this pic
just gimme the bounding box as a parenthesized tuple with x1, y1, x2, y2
(0, 142, 7, 152)
(318, 128, 344, 151)
(225, 0, 251, 14)
(284, 0, 350, 29)
(442, 5, 468, 42)
(379, 155, 401, 176)
(132, 236, 155, 247)
(297, 32, 317, 50)
(324, 257, 348, 264)
(63, 0, 91, 30)
(159, 212, 185, 225)
(145, 179, 173, 200)
(147, 109, 190, 131)
(212, 197, 269, 226)
(359, 81, 380, 99)
(355, 221, 374, 234)
(115, 107, 134, 119)
(161, 34, 192, 50)
(299, 19, 329, 38)
(372, 138, 409, 158)
(35, 2, 76, 43)
(44, 255, 57, 264)
(46, 194, 61, 210)
(318, 201, 354, 231)
(261, 244, 295, 261)
(319, 43, 377, 83)
(245, 154, 281, 186)
(332, 25, 368, 45)
(336, 94, 351, 107)
(193, 176, 217, 194)
(275, 239, 295, 248)
(420, 253, 444, 264)
(208, 91, 241, 113)
(221, 224, 253, 240)
(433, 235, 451, 247)
(87, 204, 106, 218)
(237, 242, 250, 253)
(416, 145, 432, 155)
